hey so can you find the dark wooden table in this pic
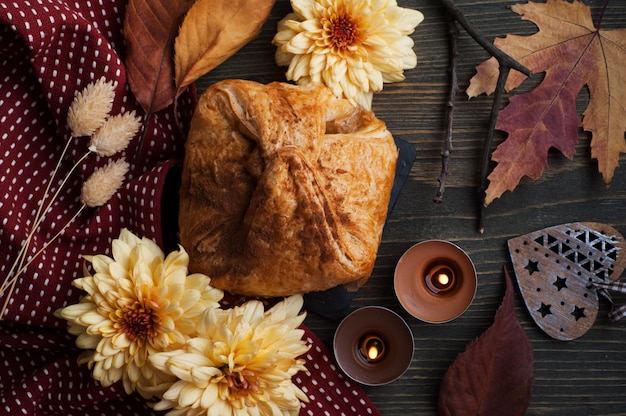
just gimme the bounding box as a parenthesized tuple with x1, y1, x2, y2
(197, 1, 626, 414)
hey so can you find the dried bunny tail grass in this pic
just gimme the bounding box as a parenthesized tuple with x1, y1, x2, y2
(89, 111, 142, 157)
(80, 159, 129, 208)
(67, 77, 116, 137)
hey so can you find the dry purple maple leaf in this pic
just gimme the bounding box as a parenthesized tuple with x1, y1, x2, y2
(438, 268, 534, 416)
(468, 0, 626, 205)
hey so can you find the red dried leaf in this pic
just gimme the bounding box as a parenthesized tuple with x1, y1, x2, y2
(438, 268, 534, 416)
(123, 0, 195, 114)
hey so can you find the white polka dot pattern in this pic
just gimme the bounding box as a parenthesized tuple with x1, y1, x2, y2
(0, 1, 381, 415)
(298, 329, 379, 416)
(0, 0, 191, 328)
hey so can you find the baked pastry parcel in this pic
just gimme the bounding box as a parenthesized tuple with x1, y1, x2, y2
(179, 80, 398, 297)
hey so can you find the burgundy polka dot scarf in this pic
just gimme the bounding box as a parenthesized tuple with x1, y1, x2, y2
(0, 1, 381, 414)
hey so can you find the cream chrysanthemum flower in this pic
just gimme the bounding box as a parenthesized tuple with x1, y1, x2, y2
(273, 0, 424, 109)
(55, 228, 224, 397)
(150, 295, 310, 416)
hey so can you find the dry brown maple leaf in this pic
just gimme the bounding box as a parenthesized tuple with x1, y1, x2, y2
(174, 0, 275, 94)
(468, 0, 626, 206)
(124, 0, 195, 114)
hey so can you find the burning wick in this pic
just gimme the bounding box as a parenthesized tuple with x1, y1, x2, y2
(359, 334, 385, 363)
(425, 261, 457, 294)
(436, 272, 450, 286)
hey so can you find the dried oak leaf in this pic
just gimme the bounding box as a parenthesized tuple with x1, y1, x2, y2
(174, 0, 275, 93)
(124, 0, 195, 114)
(468, 0, 626, 206)
(438, 268, 534, 416)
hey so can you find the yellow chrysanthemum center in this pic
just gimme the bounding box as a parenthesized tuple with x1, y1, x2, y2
(323, 7, 362, 53)
(116, 300, 159, 342)
(219, 368, 260, 406)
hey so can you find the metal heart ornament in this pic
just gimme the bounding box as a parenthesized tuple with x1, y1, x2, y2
(507, 222, 626, 341)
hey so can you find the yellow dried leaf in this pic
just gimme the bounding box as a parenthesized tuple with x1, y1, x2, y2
(174, 0, 275, 91)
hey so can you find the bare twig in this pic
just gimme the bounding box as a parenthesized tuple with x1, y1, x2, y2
(438, 0, 533, 232)
(439, 0, 531, 77)
(478, 66, 510, 233)
(434, 14, 459, 203)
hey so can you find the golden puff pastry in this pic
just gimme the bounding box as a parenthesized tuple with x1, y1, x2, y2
(178, 80, 398, 297)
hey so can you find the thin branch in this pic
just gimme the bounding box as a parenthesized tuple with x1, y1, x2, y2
(439, 0, 532, 77)
(434, 14, 459, 203)
(438, 0, 533, 232)
(478, 65, 510, 233)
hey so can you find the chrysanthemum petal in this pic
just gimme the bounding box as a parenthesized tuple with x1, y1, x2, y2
(78, 310, 107, 325)
(162, 379, 187, 402)
(87, 254, 113, 274)
(300, 18, 321, 33)
(75, 332, 99, 349)
(286, 54, 311, 82)
(388, 7, 424, 34)
(277, 13, 299, 31)
(200, 384, 219, 409)
(168, 353, 215, 381)
(188, 367, 218, 389)
(275, 49, 295, 67)
(285, 32, 313, 54)
(149, 349, 181, 371)
(291, 0, 317, 19)
(178, 382, 205, 407)
(56, 302, 95, 321)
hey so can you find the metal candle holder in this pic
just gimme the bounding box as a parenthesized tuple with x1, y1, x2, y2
(333, 306, 414, 386)
(394, 240, 477, 323)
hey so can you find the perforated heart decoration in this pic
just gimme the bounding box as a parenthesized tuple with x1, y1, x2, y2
(507, 222, 626, 341)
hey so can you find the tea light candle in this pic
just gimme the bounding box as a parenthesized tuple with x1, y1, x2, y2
(359, 333, 386, 363)
(333, 306, 414, 386)
(394, 240, 477, 323)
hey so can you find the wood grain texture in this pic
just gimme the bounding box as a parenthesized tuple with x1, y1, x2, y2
(195, 1, 626, 414)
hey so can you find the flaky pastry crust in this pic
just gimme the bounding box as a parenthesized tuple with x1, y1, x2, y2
(179, 80, 398, 296)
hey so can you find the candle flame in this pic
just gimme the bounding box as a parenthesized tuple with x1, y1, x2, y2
(368, 345, 380, 360)
(437, 273, 450, 286)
